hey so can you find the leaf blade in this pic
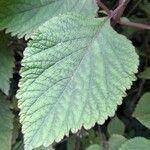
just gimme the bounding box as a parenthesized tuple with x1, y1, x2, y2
(119, 137, 150, 150)
(0, 93, 14, 150)
(0, 32, 14, 95)
(133, 92, 150, 129)
(17, 13, 139, 149)
(0, 0, 97, 38)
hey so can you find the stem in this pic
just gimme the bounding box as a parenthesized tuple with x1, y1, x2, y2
(111, 0, 130, 26)
(95, 0, 150, 30)
(96, 0, 110, 14)
(118, 20, 150, 30)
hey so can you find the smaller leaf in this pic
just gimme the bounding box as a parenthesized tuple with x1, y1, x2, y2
(86, 144, 102, 150)
(13, 140, 54, 150)
(138, 68, 150, 80)
(0, 31, 14, 95)
(119, 137, 150, 150)
(133, 92, 150, 129)
(0, 92, 14, 150)
(108, 117, 125, 135)
(0, 0, 97, 38)
(108, 134, 127, 150)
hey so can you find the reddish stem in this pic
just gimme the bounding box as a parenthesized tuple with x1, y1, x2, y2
(95, 0, 150, 30)
(118, 20, 150, 30)
(96, 0, 110, 14)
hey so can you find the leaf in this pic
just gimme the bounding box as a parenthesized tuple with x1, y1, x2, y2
(119, 137, 150, 150)
(108, 135, 150, 150)
(0, 0, 97, 39)
(108, 134, 127, 150)
(0, 32, 14, 95)
(133, 92, 150, 129)
(0, 92, 14, 150)
(108, 117, 125, 135)
(138, 68, 150, 80)
(86, 144, 102, 150)
(17, 13, 139, 149)
(13, 140, 54, 150)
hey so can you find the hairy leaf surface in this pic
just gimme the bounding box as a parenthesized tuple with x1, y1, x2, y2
(133, 92, 150, 129)
(0, 93, 14, 150)
(0, 0, 97, 38)
(17, 13, 139, 149)
(0, 32, 14, 95)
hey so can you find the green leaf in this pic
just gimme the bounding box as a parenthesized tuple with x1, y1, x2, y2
(138, 68, 150, 80)
(0, 92, 14, 150)
(17, 13, 139, 149)
(133, 92, 150, 129)
(0, 32, 14, 95)
(0, 0, 97, 39)
(108, 117, 125, 135)
(86, 144, 102, 150)
(108, 134, 127, 150)
(13, 140, 54, 150)
(119, 137, 150, 150)
(108, 135, 150, 150)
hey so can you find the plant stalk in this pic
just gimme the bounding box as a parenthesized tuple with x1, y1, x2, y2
(118, 20, 150, 30)
(96, 0, 110, 14)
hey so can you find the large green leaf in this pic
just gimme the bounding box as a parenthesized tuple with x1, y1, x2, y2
(17, 13, 139, 149)
(133, 92, 150, 129)
(0, 32, 14, 95)
(119, 137, 150, 150)
(0, 0, 97, 39)
(0, 93, 14, 150)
